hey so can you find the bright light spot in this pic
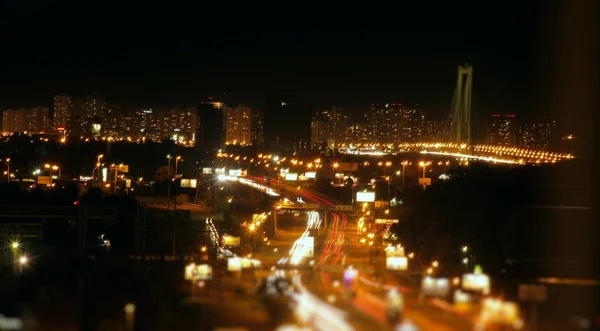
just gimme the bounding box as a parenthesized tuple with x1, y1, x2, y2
(124, 303, 136, 314)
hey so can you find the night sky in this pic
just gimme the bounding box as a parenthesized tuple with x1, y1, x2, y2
(1, 2, 555, 127)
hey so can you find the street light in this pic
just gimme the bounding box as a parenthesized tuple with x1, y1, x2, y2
(175, 156, 182, 178)
(1, 158, 10, 183)
(418, 161, 431, 190)
(44, 163, 58, 186)
(333, 163, 342, 201)
(400, 161, 409, 191)
(52, 165, 60, 180)
(167, 155, 172, 209)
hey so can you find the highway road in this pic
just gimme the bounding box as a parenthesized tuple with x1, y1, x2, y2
(252, 210, 475, 330)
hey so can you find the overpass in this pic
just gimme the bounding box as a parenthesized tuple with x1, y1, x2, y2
(272, 203, 353, 233)
(0, 206, 117, 257)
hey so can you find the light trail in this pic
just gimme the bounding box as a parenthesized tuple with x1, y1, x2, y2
(331, 214, 348, 265)
(290, 274, 354, 331)
(280, 211, 322, 266)
(319, 213, 340, 264)
(225, 176, 280, 196)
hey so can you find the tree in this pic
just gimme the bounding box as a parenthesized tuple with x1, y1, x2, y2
(154, 166, 173, 182)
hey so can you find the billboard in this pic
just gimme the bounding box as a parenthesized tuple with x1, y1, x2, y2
(285, 173, 298, 181)
(462, 273, 491, 293)
(214, 168, 226, 175)
(202, 167, 213, 174)
(386, 256, 408, 270)
(375, 219, 398, 224)
(356, 191, 375, 202)
(421, 276, 450, 297)
(222, 235, 241, 247)
(305, 171, 316, 179)
(37, 176, 52, 185)
(185, 263, 213, 281)
(180, 179, 198, 188)
(227, 257, 242, 272)
(229, 169, 242, 176)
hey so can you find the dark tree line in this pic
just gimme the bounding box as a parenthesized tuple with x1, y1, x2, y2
(393, 162, 533, 278)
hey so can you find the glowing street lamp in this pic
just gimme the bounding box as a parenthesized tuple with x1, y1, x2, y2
(1, 158, 10, 183)
(19, 256, 28, 265)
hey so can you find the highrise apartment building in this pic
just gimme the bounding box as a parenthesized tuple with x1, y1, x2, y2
(487, 114, 518, 146)
(53, 94, 73, 132)
(1, 107, 50, 133)
(225, 105, 252, 146)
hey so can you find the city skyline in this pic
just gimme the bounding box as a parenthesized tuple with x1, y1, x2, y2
(2, 3, 569, 128)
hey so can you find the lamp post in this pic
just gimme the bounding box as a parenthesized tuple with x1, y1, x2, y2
(333, 163, 341, 201)
(401, 161, 409, 191)
(175, 156, 182, 178)
(96, 154, 104, 181)
(124, 303, 136, 331)
(167, 155, 172, 209)
(419, 161, 431, 190)
(1, 158, 10, 183)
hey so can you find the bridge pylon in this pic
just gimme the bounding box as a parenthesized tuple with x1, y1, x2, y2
(448, 63, 473, 146)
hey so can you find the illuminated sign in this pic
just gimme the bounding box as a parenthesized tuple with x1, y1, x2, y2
(462, 273, 491, 293)
(305, 171, 316, 179)
(356, 191, 375, 202)
(285, 173, 298, 181)
(227, 257, 242, 272)
(221, 235, 241, 247)
(185, 263, 213, 281)
(421, 276, 450, 297)
(180, 179, 198, 188)
(202, 168, 213, 174)
(214, 168, 226, 175)
(229, 169, 242, 176)
(386, 256, 408, 270)
(37, 176, 52, 185)
(375, 219, 398, 224)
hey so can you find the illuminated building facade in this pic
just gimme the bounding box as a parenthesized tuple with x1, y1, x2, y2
(2, 107, 50, 133)
(369, 103, 422, 144)
(487, 114, 517, 146)
(53, 94, 72, 132)
(519, 120, 556, 150)
(251, 108, 264, 148)
(225, 104, 252, 146)
(310, 107, 350, 149)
